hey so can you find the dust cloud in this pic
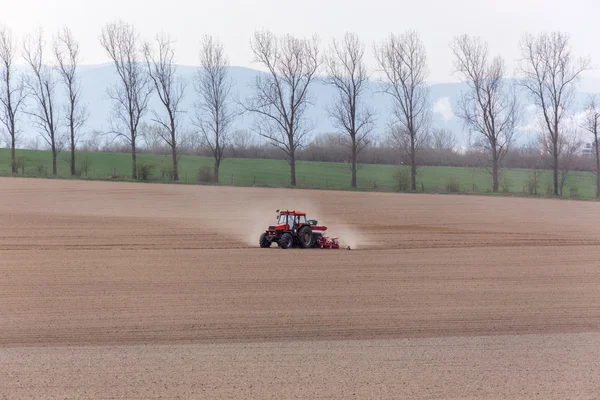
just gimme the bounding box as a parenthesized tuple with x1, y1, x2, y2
(198, 189, 365, 249)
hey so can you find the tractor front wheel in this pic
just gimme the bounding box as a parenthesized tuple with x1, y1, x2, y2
(259, 232, 271, 248)
(279, 232, 293, 249)
(298, 226, 313, 248)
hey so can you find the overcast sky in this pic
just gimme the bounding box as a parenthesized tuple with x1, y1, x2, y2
(4, 0, 600, 82)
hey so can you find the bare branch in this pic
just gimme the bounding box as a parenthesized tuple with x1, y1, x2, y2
(54, 26, 88, 175)
(23, 27, 64, 175)
(0, 24, 28, 173)
(582, 95, 600, 197)
(193, 34, 234, 183)
(143, 32, 186, 181)
(557, 120, 582, 196)
(430, 128, 457, 151)
(518, 31, 590, 196)
(242, 29, 321, 186)
(450, 34, 519, 192)
(325, 32, 374, 187)
(100, 20, 153, 179)
(375, 30, 430, 191)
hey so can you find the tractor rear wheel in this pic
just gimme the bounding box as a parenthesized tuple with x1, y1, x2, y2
(298, 226, 313, 248)
(259, 232, 271, 248)
(278, 232, 293, 249)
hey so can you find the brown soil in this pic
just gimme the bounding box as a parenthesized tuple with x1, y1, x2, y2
(2, 177, 600, 398)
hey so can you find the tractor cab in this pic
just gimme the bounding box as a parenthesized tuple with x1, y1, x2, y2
(275, 210, 307, 231)
(276, 213, 304, 230)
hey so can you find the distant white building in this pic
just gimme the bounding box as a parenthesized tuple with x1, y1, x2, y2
(581, 143, 597, 156)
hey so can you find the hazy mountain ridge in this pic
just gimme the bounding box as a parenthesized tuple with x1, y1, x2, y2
(7, 63, 600, 148)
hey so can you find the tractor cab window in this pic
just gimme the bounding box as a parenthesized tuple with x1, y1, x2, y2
(278, 214, 292, 227)
(277, 214, 305, 228)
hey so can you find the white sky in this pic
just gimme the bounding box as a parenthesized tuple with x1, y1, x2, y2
(3, 0, 600, 82)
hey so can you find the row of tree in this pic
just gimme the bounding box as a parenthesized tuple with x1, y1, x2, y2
(1, 27, 83, 176)
(0, 22, 233, 182)
(1, 22, 600, 197)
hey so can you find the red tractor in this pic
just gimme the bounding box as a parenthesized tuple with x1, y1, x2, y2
(259, 210, 341, 249)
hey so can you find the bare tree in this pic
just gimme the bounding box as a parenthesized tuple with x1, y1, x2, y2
(430, 128, 457, 151)
(143, 33, 186, 181)
(521, 140, 544, 195)
(325, 32, 374, 188)
(194, 34, 234, 183)
(243, 30, 321, 186)
(519, 31, 589, 196)
(178, 128, 203, 154)
(80, 130, 104, 153)
(54, 26, 87, 176)
(451, 34, 518, 193)
(535, 115, 581, 197)
(583, 96, 600, 198)
(0, 25, 27, 174)
(23, 28, 63, 176)
(230, 129, 256, 152)
(375, 31, 430, 191)
(553, 123, 582, 197)
(138, 121, 169, 153)
(100, 20, 152, 179)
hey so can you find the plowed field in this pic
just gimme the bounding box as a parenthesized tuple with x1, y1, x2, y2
(2, 178, 600, 399)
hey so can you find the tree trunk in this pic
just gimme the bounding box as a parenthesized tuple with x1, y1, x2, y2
(351, 138, 357, 188)
(492, 149, 499, 193)
(51, 144, 57, 176)
(213, 159, 220, 183)
(596, 136, 600, 199)
(553, 145, 559, 196)
(131, 139, 137, 180)
(70, 125, 76, 176)
(559, 176, 564, 197)
(170, 121, 178, 181)
(552, 127, 559, 196)
(171, 146, 179, 181)
(290, 154, 296, 187)
(410, 136, 417, 191)
(11, 133, 16, 175)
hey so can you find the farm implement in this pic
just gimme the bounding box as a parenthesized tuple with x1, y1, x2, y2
(259, 210, 349, 250)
